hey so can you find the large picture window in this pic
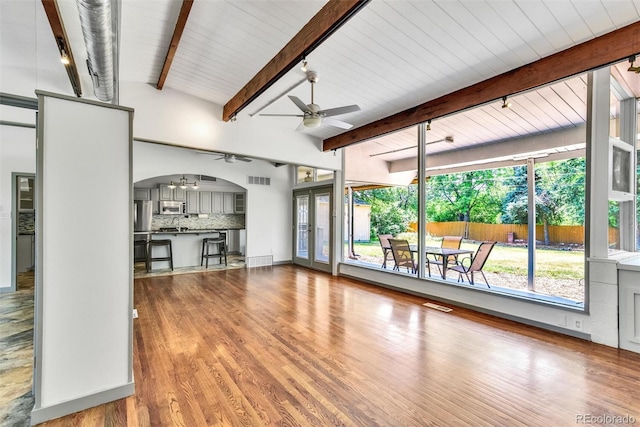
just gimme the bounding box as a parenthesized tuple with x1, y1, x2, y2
(342, 65, 638, 309)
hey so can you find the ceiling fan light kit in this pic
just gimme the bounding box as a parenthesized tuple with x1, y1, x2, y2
(303, 116, 322, 128)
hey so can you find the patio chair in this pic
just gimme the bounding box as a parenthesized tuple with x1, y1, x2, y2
(378, 234, 394, 269)
(430, 235, 463, 275)
(388, 239, 416, 274)
(447, 241, 496, 288)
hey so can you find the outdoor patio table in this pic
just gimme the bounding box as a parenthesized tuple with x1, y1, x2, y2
(410, 245, 474, 280)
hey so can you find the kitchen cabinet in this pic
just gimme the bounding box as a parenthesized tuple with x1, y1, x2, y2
(18, 177, 34, 211)
(199, 191, 212, 214)
(212, 192, 223, 214)
(186, 191, 199, 214)
(234, 193, 245, 214)
(223, 193, 235, 214)
(134, 188, 150, 200)
(174, 187, 187, 202)
(150, 188, 160, 214)
(160, 184, 175, 200)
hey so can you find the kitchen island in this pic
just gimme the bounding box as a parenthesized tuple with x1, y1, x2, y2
(134, 228, 245, 269)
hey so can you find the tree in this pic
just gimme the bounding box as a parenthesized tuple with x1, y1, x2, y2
(502, 160, 586, 245)
(537, 158, 585, 225)
(426, 170, 504, 225)
(353, 186, 417, 237)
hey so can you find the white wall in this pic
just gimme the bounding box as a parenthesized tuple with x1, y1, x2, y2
(32, 93, 134, 424)
(134, 141, 294, 263)
(0, 124, 36, 290)
(0, 0, 75, 99)
(121, 82, 342, 171)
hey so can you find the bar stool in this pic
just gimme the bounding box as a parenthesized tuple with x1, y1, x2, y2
(133, 239, 148, 263)
(146, 239, 173, 272)
(201, 233, 227, 267)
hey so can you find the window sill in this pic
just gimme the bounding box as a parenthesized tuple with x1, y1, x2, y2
(343, 259, 585, 310)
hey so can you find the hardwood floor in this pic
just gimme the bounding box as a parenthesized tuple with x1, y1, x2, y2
(23, 265, 640, 425)
(1, 271, 34, 427)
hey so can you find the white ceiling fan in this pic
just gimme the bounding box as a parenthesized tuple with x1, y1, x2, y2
(196, 152, 252, 163)
(260, 70, 360, 130)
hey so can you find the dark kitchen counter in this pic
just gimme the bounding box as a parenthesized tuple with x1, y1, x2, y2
(134, 228, 243, 236)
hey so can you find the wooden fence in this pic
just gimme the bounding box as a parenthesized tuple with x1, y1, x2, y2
(409, 221, 620, 246)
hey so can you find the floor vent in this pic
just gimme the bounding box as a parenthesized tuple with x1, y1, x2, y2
(423, 302, 453, 312)
(248, 176, 271, 186)
(247, 255, 273, 268)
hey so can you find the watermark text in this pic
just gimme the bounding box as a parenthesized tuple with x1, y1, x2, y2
(576, 414, 636, 424)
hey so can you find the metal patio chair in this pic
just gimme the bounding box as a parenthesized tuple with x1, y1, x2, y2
(389, 238, 417, 274)
(378, 234, 394, 269)
(447, 241, 496, 288)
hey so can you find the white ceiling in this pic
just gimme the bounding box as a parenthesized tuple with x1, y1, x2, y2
(1, 0, 639, 161)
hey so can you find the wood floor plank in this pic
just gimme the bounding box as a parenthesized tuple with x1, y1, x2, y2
(25, 265, 640, 426)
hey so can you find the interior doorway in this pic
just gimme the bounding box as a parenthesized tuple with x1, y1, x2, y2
(293, 186, 333, 273)
(12, 173, 35, 291)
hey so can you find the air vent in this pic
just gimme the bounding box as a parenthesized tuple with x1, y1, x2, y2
(199, 175, 217, 182)
(248, 176, 270, 186)
(247, 255, 273, 267)
(422, 302, 453, 312)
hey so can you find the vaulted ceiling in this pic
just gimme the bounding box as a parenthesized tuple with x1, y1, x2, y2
(1, 0, 639, 167)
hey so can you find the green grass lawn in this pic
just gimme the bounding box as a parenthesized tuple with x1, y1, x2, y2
(352, 237, 584, 280)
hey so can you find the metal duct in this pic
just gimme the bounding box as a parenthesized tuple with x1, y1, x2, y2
(76, 0, 114, 102)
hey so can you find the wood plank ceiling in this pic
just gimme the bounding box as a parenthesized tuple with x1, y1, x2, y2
(355, 73, 590, 164)
(18, 0, 640, 166)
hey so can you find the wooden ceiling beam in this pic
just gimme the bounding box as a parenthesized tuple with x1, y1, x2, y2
(157, 0, 194, 90)
(222, 0, 370, 122)
(323, 21, 640, 152)
(41, 0, 82, 97)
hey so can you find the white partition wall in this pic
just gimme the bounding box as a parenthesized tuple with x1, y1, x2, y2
(31, 92, 134, 424)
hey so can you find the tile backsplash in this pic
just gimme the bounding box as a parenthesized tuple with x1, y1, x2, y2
(18, 212, 35, 234)
(151, 214, 245, 230)
(18, 212, 244, 233)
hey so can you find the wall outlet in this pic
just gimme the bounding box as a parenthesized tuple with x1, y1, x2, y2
(574, 319, 582, 330)
(132, 308, 138, 319)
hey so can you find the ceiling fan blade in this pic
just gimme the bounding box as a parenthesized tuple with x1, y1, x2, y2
(235, 156, 252, 162)
(320, 104, 360, 117)
(195, 151, 225, 159)
(323, 117, 353, 129)
(259, 113, 304, 117)
(288, 96, 312, 113)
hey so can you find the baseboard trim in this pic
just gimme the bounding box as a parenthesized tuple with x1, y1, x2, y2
(30, 382, 134, 425)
